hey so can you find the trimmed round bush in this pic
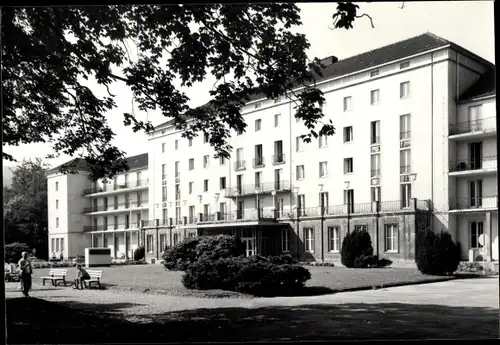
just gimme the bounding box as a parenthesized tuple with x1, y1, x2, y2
(416, 229, 460, 276)
(182, 255, 311, 296)
(5, 242, 31, 263)
(133, 246, 145, 261)
(162, 237, 200, 271)
(341, 229, 374, 268)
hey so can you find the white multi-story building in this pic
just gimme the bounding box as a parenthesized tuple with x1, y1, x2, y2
(47, 32, 497, 264)
(46, 154, 149, 260)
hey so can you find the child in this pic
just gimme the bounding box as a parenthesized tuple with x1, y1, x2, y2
(73, 264, 90, 290)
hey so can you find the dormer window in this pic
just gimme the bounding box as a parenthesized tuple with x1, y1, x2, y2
(370, 70, 379, 78)
(400, 61, 410, 69)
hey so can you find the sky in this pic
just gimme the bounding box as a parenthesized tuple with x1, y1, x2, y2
(2, 1, 495, 170)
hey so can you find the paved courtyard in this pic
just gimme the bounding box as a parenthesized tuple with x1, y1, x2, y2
(6, 276, 499, 342)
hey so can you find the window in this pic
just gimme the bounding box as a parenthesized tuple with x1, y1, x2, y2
(255, 119, 262, 131)
(254, 144, 264, 166)
(220, 156, 226, 165)
(104, 197, 108, 209)
(400, 149, 411, 174)
(203, 179, 209, 192)
(296, 136, 302, 152)
(344, 189, 354, 211)
(400, 114, 411, 140)
(469, 180, 483, 207)
(137, 192, 142, 206)
(319, 134, 328, 148)
(298, 194, 305, 216)
(371, 154, 380, 177)
(370, 121, 380, 144)
(304, 227, 314, 252)
(162, 164, 167, 180)
(370, 89, 380, 105)
(204, 133, 209, 143)
(173, 233, 179, 245)
(162, 209, 168, 223)
(236, 148, 244, 163)
(371, 186, 381, 202)
(254, 172, 261, 188)
(56, 217, 59, 228)
(219, 202, 227, 216)
(114, 195, 118, 209)
(188, 182, 194, 194)
(343, 126, 353, 143)
(114, 216, 118, 230)
(220, 177, 226, 190)
(51, 238, 55, 252)
(296, 165, 305, 180)
(274, 140, 284, 163)
(104, 217, 108, 230)
(56, 200, 59, 209)
(254, 102, 262, 109)
(328, 226, 340, 252)
(55, 182, 59, 191)
(162, 186, 167, 201)
(175, 161, 180, 177)
(203, 155, 209, 168)
(354, 224, 367, 232)
(370, 69, 379, 78)
(159, 234, 166, 251)
(189, 158, 194, 171)
(175, 140, 179, 150)
(146, 235, 154, 253)
(56, 238, 60, 252)
(319, 192, 329, 210)
(188, 138, 193, 147)
(384, 224, 398, 252)
(344, 158, 353, 174)
(125, 214, 130, 228)
(470, 221, 484, 248)
(282, 228, 290, 252)
(189, 205, 196, 222)
(274, 114, 281, 127)
(319, 161, 328, 177)
(175, 184, 180, 200)
(468, 105, 482, 124)
(400, 81, 410, 98)
(162, 143, 166, 153)
(401, 183, 412, 208)
(400, 61, 410, 69)
(343, 96, 352, 111)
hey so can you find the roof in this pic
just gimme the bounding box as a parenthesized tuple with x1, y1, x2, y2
(154, 32, 494, 130)
(47, 153, 148, 175)
(459, 68, 496, 101)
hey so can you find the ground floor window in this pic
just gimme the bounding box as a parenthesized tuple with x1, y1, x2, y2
(282, 228, 290, 252)
(470, 221, 484, 248)
(93, 235, 98, 247)
(103, 235, 107, 247)
(241, 228, 256, 257)
(384, 224, 398, 253)
(159, 234, 166, 252)
(146, 234, 154, 253)
(173, 233, 179, 245)
(328, 226, 340, 252)
(304, 227, 314, 253)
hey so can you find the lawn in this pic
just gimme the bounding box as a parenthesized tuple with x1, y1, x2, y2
(31, 264, 457, 298)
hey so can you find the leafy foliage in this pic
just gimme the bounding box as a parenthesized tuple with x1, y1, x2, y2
(341, 229, 374, 268)
(133, 246, 145, 261)
(5, 242, 31, 263)
(2, 4, 368, 179)
(416, 230, 461, 276)
(182, 255, 311, 296)
(162, 237, 200, 271)
(3, 159, 49, 260)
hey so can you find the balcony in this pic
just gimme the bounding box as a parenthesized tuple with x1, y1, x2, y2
(449, 117, 496, 139)
(449, 196, 497, 212)
(449, 156, 497, 176)
(198, 208, 277, 224)
(272, 153, 286, 165)
(224, 180, 291, 198)
(82, 179, 149, 196)
(234, 160, 246, 171)
(83, 222, 142, 232)
(82, 199, 148, 214)
(252, 157, 265, 168)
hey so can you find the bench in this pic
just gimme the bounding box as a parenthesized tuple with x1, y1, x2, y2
(83, 270, 103, 289)
(42, 269, 68, 286)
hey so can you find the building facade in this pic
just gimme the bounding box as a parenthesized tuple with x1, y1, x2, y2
(47, 32, 497, 264)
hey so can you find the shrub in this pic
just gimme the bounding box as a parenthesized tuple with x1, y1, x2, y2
(182, 255, 311, 296)
(341, 229, 374, 268)
(5, 242, 31, 263)
(162, 235, 245, 271)
(134, 246, 145, 261)
(416, 230, 460, 276)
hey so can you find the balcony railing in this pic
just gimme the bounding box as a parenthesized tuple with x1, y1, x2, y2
(225, 180, 291, 197)
(449, 117, 496, 135)
(83, 221, 142, 232)
(400, 131, 411, 140)
(252, 157, 265, 168)
(234, 160, 246, 171)
(450, 196, 497, 210)
(82, 199, 148, 214)
(198, 208, 276, 223)
(272, 153, 286, 165)
(82, 179, 149, 196)
(400, 165, 411, 174)
(449, 156, 497, 172)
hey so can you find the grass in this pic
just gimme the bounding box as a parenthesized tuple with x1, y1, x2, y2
(7, 297, 499, 343)
(31, 264, 459, 298)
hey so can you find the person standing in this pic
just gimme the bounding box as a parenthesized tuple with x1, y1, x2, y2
(18, 252, 33, 298)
